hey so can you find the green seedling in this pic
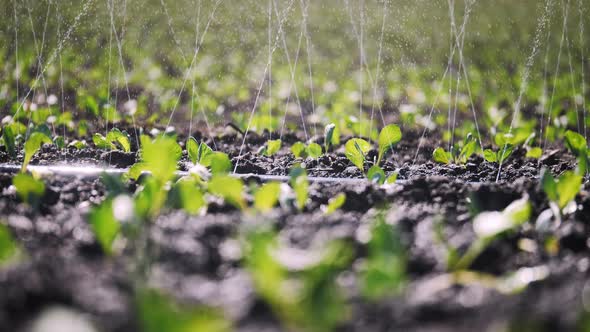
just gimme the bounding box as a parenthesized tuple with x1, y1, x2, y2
(483, 145, 514, 164)
(360, 211, 406, 300)
(244, 228, 352, 332)
(377, 124, 402, 165)
(13, 173, 45, 211)
(307, 143, 322, 159)
(259, 139, 282, 157)
(93, 128, 131, 152)
(522, 132, 542, 159)
(254, 182, 281, 213)
(564, 130, 589, 175)
(186, 138, 232, 174)
(129, 135, 182, 183)
(345, 138, 371, 172)
(128, 135, 182, 220)
(324, 123, 337, 152)
(186, 137, 214, 166)
(1, 123, 22, 158)
(209, 152, 233, 175)
(541, 169, 582, 212)
(107, 128, 131, 152)
(168, 178, 206, 215)
(22, 132, 52, 172)
(68, 140, 87, 149)
(367, 165, 398, 185)
(53, 136, 66, 149)
(208, 175, 246, 210)
(537, 168, 583, 231)
(450, 196, 532, 270)
(291, 142, 322, 159)
(88, 199, 121, 255)
(433, 133, 477, 165)
(289, 166, 309, 211)
(137, 288, 231, 332)
(291, 142, 307, 159)
(525, 147, 543, 159)
(322, 193, 346, 215)
(484, 132, 519, 164)
(0, 223, 21, 266)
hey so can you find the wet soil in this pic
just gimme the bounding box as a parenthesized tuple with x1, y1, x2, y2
(0, 128, 589, 332)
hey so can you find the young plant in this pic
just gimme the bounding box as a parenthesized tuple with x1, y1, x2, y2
(208, 175, 246, 210)
(186, 138, 232, 175)
(137, 288, 231, 332)
(68, 140, 87, 149)
(360, 211, 406, 300)
(433, 133, 477, 165)
(483, 145, 514, 164)
(254, 182, 281, 213)
(291, 142, 323, 159)
(564, 130, 589, 175)
(12, 173, 46, 211)
(129, 135, 182, 219)
(366, 165, 398, 185)
(537, 168, 583, 230)
(93, 128, 131, 152)
(88, 199, 121, 255)
(451, 196, 532, 270)
(22, 132, 52, 172)
(484, 132, 516, 164)
(322, 193, 346, 215)
(0, 223, 21, 266)
(377, 124, 402, 165)
(259, 139, 282, 157)
(345, 138, 371, 172)
(244, 228, 352, 332)
(186, 137, 214, 166)
(289, 166, 309, 211)
(2, 122, 27, 158)
(168, 178, 206, 215)
(324, 123, 339, 153)
(523, 133, 542, 159)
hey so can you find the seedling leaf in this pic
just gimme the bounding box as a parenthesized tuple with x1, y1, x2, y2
(107, 128, 131, 152)
(0, 224, 20, 265)
(139, 135, 182, 184)
(13, 173, 45, 210)
(377, 124, 402, 164)
(345, 138, 371, 171)
(289, 166, 309, 210)
(541, 169, 558, 203)
(555, 171, 582, 210)
(433, 147, 451, 164)
(171, 179, 205, 215)
(209, 152, 232, 175)
(137, 288, 231, 332)
(291, 142, 307, 159)
(367, 165, 386, 184)
(307, 143, 322, 159)
(93, 133, 115, 150)
(254, 182, 281, 213)
(324, 123, 336, 152)
(88, 200, 120, 255)
(483, 149, 497, 163)
(564, 130, 587, 155)
(208, 175, 245, 209)
(526, 147, 543, 159)
(186, 137, 200, 164)
(22, 132, 52, 172)
(361, 212, 406, 300)
(323, 193, 346, 215)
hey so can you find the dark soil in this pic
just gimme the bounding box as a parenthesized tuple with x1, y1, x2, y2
(0, 128, 589, 332)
